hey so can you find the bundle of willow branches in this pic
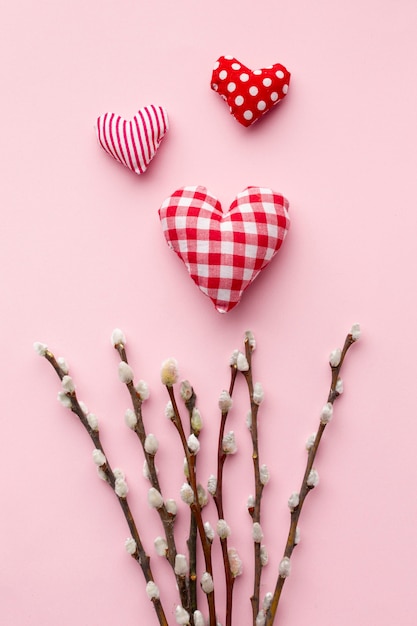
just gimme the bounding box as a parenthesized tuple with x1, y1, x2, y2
(34, 324, 360, 626)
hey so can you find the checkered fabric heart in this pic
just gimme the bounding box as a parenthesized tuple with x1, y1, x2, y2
(159, 186, 290, 313)
(96, 105, 169, 174)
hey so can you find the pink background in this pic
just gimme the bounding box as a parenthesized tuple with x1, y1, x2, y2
(1, 1, 417, 624)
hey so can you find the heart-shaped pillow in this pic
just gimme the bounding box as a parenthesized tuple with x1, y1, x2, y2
(96, 105, 169, 174)
(159, 187, 290, 313)
(211, 56, 290, 127)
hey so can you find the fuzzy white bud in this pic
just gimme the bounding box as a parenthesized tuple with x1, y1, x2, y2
(307, 468, 319, 488)
(236, 352, 249, 372)
(329, 348, 342, 367)
(165, 401, 175, 419)
(148, 487, 164, 509)
(180, 483, 194, 505)
(193, 611, 205, 626)
(174, 554, 188, 576)
(124, 408, 137, 429)
(165, 498, 177, 516)
(247, 494, 255, 512)
(320, 402, 333, 424)
(146, 581, 160, 601)
(217, 519, 231, 539)
(180, 380, 193, 401)
(97, 467, 108, 482)
(135, 379, 150, 401)
(111, 328, 126, 347)
(125, 537, 137, 555)
(288, 492, 300, 511)
(246, 410, 252, 429)
(187, 433, 200, 454)
(113, 468, 125, 480)
(204, 521, 215, 542)
(154, 536, 168, 557)
(263, 592, 273, 611)
(245, 330, 256, 351)
(33, 341, 48, 356)
(57, 391, 72, 408)
(253, 382, 264, 405)
(222, 431, 237, 454)
(351, 323, 361, 341)
(294, 526, 301, 545)
(183, 457, 190, 479)
(306, 433, 316, 451)
(191, 408, 203, 434)
(228, 547, 243, 577)
(118, 361, 134, 384)
(260, 464, 270, 485)
(218, 390, 232, 413)
(197, 484, 208, 508)
(336, 377, 344, 394)
(201, 572, 214, 594)
(61, 375, 75, 393)
(252, 522, 263, 543)
(256, 611, 266, 626)
(115, 477, 128, 498)
(279, 556, 291, 577)
(230, 349, 239, 366)
(86, 412, 99, 431)
(260, 545, 268, 566)
(175, 605, 190, 625)
(207, 475, 217, 496)
(92, 449, 106, 467)
(144, 433, 159, 455)
(161, 358, 179, 387)
(57, 357, 69, 374)
(143, 460, 151, 480)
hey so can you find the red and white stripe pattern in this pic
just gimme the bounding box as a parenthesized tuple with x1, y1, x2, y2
(96, 105, 169, 174)
(159, 186, 290, 313)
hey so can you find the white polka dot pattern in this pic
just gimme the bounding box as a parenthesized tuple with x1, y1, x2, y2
(211, 56, 291, 127)
(159, 186, 290, 313)
(96, 105, 169, 175)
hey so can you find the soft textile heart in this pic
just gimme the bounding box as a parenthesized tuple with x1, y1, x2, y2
(96, 105, 169, 174)
(159, 187, 290, 313)
(211, 56, 290, 127)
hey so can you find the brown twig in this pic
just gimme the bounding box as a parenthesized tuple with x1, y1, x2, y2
(114, 342, 190, 615)
(166, 384, 217, 626)
(40, 348, 169, 626)
(213, 365, 238, 626)
(240, 336, 265, 624)
(265, 330, 359, 626)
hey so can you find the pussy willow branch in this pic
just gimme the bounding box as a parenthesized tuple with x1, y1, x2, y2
(183, 386, 199, 620)
(265, 331, 358, 626)
(167, 385, 217, 626)
(41, 349, 168, 626)
(241, 337, 265, 624)
(213, 365, 238, 626)
(114, 342, 190, 614)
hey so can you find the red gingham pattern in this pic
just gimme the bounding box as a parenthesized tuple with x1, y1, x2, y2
(211, 56, 290, 127)
(96, 105, 169, 174)
(159, 186, 290, 313)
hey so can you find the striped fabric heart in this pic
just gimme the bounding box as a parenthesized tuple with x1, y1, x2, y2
(159, 186, 290, 313)
(96, 105, 169, 175)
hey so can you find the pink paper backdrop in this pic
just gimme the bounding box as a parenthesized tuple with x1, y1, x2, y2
(2, 1, 417, 624)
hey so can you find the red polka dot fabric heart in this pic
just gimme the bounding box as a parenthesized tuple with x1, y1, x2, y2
(96, 105, 169, 174)
(211, 56, 290, 127)
(159, 186, 290, 313)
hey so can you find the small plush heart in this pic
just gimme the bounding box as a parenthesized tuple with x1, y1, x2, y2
(159, 186, 290, 313)
(211, 56, 290, 127)
(96, 105, 169, 174)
